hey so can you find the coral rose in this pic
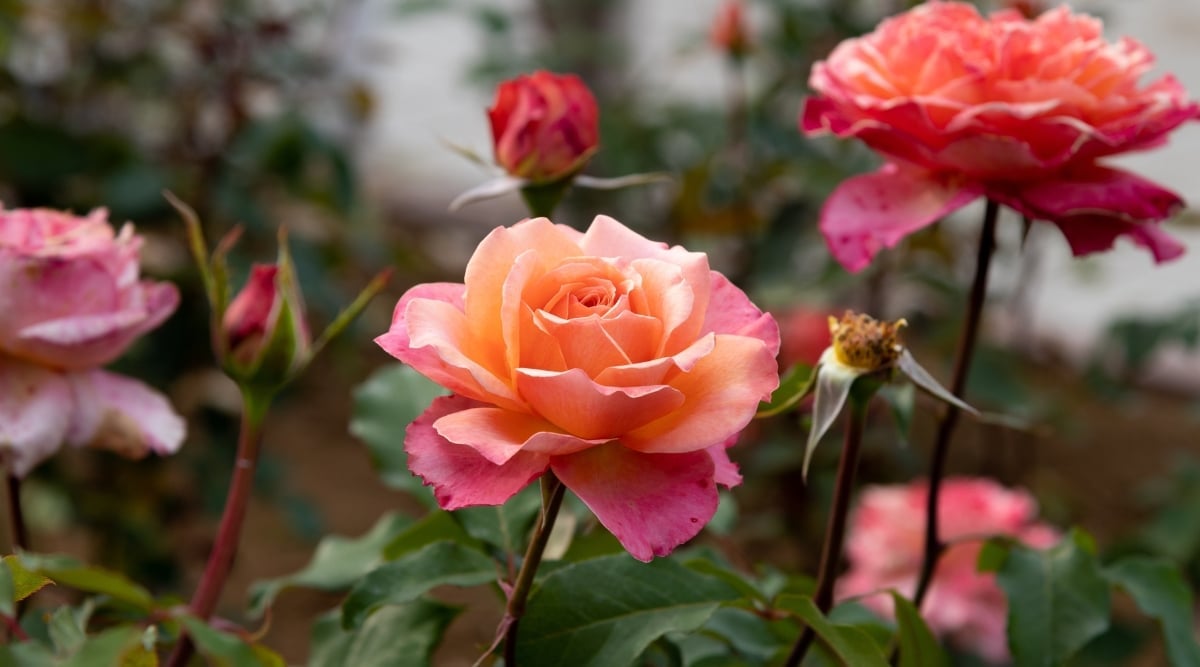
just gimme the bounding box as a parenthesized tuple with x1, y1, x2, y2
(0, 208, 184, 476)
(488, 71, 599, 184)
(802, 2, 1199, 272)
(837, 477, 1059, 663)
(377, 216, 780, 561)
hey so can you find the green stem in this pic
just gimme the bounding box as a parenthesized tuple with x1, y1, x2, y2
(166, 389, 269, 667)
(520, 181, 571, 219)
(502, 472, 566, 665)
(6, 475, 26, 552)
(785, 399, 870, 667)
(909, 200, 999, 612)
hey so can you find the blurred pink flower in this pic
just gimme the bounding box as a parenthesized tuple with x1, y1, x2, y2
(0, 208, 184, 476)
(377, 216, 779, 561)
(488, 71, 599, 184)
(775, 307, 833, 370)
(802, 2, 1199, 272)
(838, 477, 1059, 663)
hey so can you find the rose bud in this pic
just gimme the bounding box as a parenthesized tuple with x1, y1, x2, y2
(488, 71, 600, 184)
(222, 262, 310, 388)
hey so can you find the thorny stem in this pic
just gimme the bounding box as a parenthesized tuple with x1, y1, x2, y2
(6, 474, 27, 552)
(502, 471, 567, 666)
(908, 200, 999, 614)
(785, 400, 869, 667)
(166, 391, 268, 667)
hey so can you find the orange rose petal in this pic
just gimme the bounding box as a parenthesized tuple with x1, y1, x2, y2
(433, 405, 601, 464)
(623, 334, 777, 454)
(516, 368, 685, 440)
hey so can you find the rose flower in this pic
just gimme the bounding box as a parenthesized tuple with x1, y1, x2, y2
(377, 216, 780, 561)
(488, 71, 600, 184)
(802, 2, 1199, 272)
(0, 208, 184, 476)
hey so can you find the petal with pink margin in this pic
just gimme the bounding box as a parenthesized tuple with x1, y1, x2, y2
(819, 164, 983, 273)
(991, 165, 1186, 263)
(516, 367, 685, 439)
(623, 333, 778, 454)
(0, 357, 73, 477)
(65, 369, 186, 458)
(551, 443, 718, 561)
(408, 395, 550, 510)
(433, 405, 608, 464)
(701, 271, 781, 358)
(706, 434, 743, 488)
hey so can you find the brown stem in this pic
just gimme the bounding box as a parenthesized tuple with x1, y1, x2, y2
(909, 200, 999, 612)
(166, 391, 267, 667)
(785, 400, 869, 667)
(6, 475, 27, 552)
(502, 472, 566, 665)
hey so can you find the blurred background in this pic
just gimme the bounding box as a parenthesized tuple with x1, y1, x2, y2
(0, 0, 1197, 664)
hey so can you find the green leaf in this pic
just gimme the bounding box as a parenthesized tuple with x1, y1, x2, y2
(341, 541, 496, 629)
(36, 564, 155, 611)
(890, 592, 948, 667)
(381, 510, 481, 561)
(179, 616, 281, 667)
(249, 513, 412, 617)
(310, 599, 459, 667)
(60, 626, 144, 667)
(4, 556, 52, 603)
(774, 595, 889, 667)
(989, 529, 1110, 666)
(515, 554, 742, 667)
(47, 601, 93, 656)
(1104, 556, 1200, 667)
(0, 558, 14, 618)
(349, 364, 447, 506)
(756, 363, 816, 418)
(453, 484, 541, 555)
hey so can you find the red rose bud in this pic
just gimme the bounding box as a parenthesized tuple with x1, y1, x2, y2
(222, 262, 310, 387)
(487, 71, 599, 184)
(710, 0, 751, 58)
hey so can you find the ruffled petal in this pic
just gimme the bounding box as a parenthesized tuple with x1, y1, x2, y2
(551, 443, 718, 561)
(992, 165, 1186, 263)
(623, 334, 778, 454)
(706, 435, 743, 488)
(701, 272, 781, 358)
(819, 164, 983, 273)
(433, 405, 606, 464)
(407, 395, 550, 509)
(65, 369, 186, 458)
(515, 368, 685, 439)
(0, 357, 73, 477)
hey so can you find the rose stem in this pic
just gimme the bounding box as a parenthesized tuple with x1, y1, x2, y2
(909, 200, 999, 612)
(166, 391, 268, 667)
(502, 471, 567, 665)
(784, 399, 869, 667)
(6, 474, 27, 551)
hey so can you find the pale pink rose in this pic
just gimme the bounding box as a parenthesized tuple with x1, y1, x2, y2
(802, 2, 1199, 272)
(0, 208, 184, 476)
(377, 216, 780, 561)
(488, 71, 600, 184)
(837, 477, 1059, 663)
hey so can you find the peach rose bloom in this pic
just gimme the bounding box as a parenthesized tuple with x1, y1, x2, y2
(802, 2, 1198, 272)
(488, 71, 599, 184)
(838, 478, 1059, 663)
(377, 216, 780, 561)
(0, 208, 184, 476)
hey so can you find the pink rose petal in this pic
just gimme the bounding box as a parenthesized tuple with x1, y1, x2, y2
(551, 443, 719, 562)
(432, 405, 606, 464)
(0, 357, 73, 477)
(701, 271, 781, 358)
(515, 367, 685, 439)
(65, 369, 186, 458)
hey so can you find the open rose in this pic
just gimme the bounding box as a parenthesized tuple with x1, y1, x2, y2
(488, 71, 599, 184)
(0, 208, 184, 476)
(802, 2, 1199, 272)
(377, 216, 779, 560)
(838, 478, 1059, 663)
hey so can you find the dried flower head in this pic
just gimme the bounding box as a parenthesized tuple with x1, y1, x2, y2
(828, 312, 907, 373)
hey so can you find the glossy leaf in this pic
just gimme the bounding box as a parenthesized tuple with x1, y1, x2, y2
(515, 554, 741, 667)
(349, 364, 446, 507)
(1104, 556, 1200, 667)
(60, 626, 146, 667)
(890, 592, 948, 667)
(453, 484, 542, 555)
(756, 363, 817, 418)
(985, 530, 1110, 666)
(249, 513, 412, 617)
(341, 541, 496, 629)
(180, 616, 283, 667)
(775, 595, 889, 667)
(381, 510, 481, 561)
(310, 599, 459, 667)
(5, 556, 52, 604)
(27, 559, 154, 611)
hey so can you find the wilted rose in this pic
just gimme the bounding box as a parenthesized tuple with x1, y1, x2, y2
(838, 478, 1059, 663)
(488, 71, 600, 184)
(802, 2, 1198, 272)
(0, 208, 184, 476)
(377, 216, 780, 561)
